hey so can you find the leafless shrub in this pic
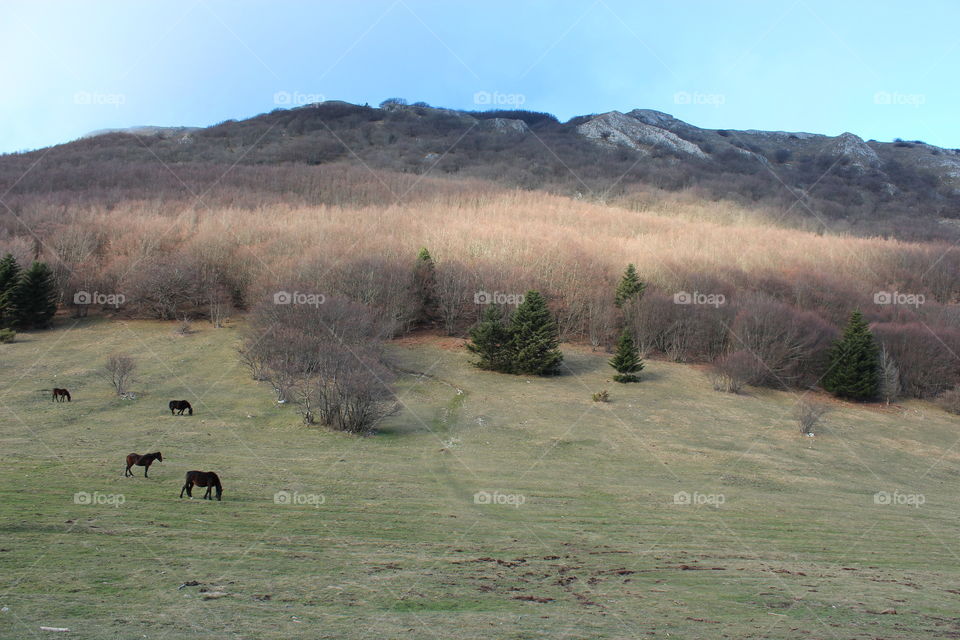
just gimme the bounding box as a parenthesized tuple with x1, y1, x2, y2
(208, 285, 230, 328)
(795, 400, 829, 435)
(244, 293, 396, 432)
(628, 290, 731, 363)
(592, 389, 610, 402)
(434, 260, 476, 336)
(728, 295, 836, 389)
(125, 255, 202, 320)
(878, 345, 901, 405)
(873, 322, 960, 398)
(937, 387, 960, 415)
(103, 353, 137, 396)
(709, 350, 755, 393)
(292, 344, 397, 432)
(174, 316, 194, 336)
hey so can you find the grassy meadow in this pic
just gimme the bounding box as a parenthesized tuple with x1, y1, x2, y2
(1, 318, 959, 638)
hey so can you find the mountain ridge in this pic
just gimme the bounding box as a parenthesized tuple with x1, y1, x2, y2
(5, 99, 959, 240)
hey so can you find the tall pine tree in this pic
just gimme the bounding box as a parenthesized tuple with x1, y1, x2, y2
(6, 261, 58, 330)
(609, 329, 644, 382)
(467, 305, 513, 372)
(508, 291, 563, 375)
(822, 310, 879, 400)
(0, 253, 21, 325)
(614, 264, 645, 308)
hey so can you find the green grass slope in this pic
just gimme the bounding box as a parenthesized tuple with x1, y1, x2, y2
(1, 319, 958, 638)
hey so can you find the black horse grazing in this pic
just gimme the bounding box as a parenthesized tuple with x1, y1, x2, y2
(52, 388, 71, 402)
(125, 452, 162, 477)
(180, 470, 222, 501)
(169, 400, 193, 415)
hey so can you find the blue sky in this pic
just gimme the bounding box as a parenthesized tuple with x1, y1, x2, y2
(1, 0, 958, 153)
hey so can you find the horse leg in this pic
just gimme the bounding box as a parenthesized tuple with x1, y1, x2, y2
(143, 464, 149, 478)
(180, 483, 190, 498)
(204, 485, 212, 500)
(125, 465, 132, 477)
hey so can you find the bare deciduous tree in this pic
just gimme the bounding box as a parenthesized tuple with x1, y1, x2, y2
(878, 345, 901, 405)
(710, 350, 754, 394)
(244, 293, 397, 433)
(103, 353, 137, 396)
(434, 261, 475, 336)
(796, 400, 829, 436)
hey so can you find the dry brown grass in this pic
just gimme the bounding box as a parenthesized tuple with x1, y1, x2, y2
(24, 176, 945, 299)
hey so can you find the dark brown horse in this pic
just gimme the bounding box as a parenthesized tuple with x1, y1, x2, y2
(125, 452, 162, 477)
(169, 400, 192, 415)
(52, 388, 71, 402)
(180, 470, 222, 501)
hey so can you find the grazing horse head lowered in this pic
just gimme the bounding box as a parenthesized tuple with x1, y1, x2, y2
(52, 388, 71, 402)
(125, 452, 162, 478)
(169, 400, 192, 415)
(180, 470, 222, 501)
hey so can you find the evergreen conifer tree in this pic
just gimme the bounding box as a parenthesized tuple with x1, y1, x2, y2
(822, 310, 879, 400)
(0, 253, 21, 325)
(466, 305, 512, 372)
(609, 329, 644, 382)
(6, 261, 58, 330)
(412, 247, 437, 326)
(614, 264, 645, 308)
(508, 291, 563, 375)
